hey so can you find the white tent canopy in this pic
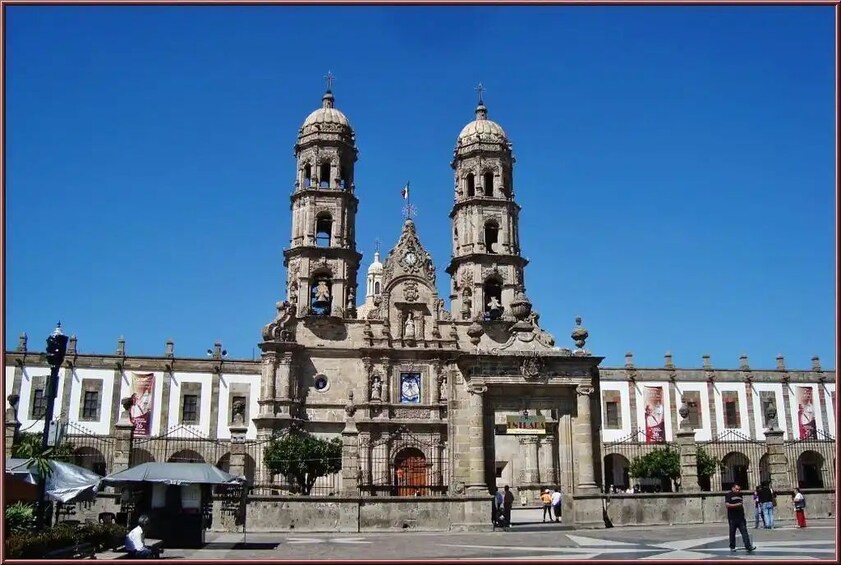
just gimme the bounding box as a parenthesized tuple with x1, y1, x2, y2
(5, 458, 103, 503)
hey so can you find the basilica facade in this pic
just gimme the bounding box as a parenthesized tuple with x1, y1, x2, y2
(4, 83, 835, 530)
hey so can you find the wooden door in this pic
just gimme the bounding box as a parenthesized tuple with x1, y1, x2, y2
(395, 448, 428, 496)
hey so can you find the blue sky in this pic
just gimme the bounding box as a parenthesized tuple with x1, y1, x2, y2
(4, 5, 835, 369)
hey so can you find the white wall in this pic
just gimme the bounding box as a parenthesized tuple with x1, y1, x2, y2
(713, 382, 750, 437)
(750, 382, 787, 440)
(163, 372, 212, 437)
(118, 371, 166, 436)
(5, 366, 14, 401)
(786, 382, 824, 439)
(65, 368, 115, 435)
(822, 382, 835, 435)
(633, 380, 674, 442)
(600, 381, 631, 442)
(673, 381, 712, 441)
(216, 373, 260, 440)
(15, 366, 69, 435)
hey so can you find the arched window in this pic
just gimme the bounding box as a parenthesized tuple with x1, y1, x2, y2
(484, 220, 499, 254)
(310, 276, 332, 316)
(319, 163, 331, 188)
(374, 281, 381, 294)
(315, 213, 332, 247)
(484, 172, 494, 197)
(483, 278, 503, 320)
(303, 164, 312, 188)
(466, 174, 475, 197)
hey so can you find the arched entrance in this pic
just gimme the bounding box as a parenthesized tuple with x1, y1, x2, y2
(74, 446, 107, 476)
(168, 449, 205, 463)
(603, 453, 630, 491)
(797, 451, 825, 488)
(394, 447, 428, 496)
(721, 452, 750, 490)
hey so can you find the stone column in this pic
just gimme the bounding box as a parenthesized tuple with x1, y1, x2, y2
(5, 394, 21, 458)
(259, 352, 277, 415)
(276, 352, 293, 400)
(431, 363, 442, 404)
(704, 355, 718, 438)
(764, 429, 790, 489)
(466, 384, 487, 490)
(575, 384, 598, 492)
(113, 400, 135, 474)
(675, 403, 699, 492)
(780, 376, 793, 438)
(625, 353, 638, 432)
(539, 433, 557, 485)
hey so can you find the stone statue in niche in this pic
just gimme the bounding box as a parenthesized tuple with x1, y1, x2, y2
(231, 399, 246, 425)
(404, 312, 416, 340)
(5, 394, 19, 423)
(487, 296, 502, 318)
(371, 375, 383, 401)
(765, 402, 778, 431)
(461, 288, 472, 320)
(119, 397, 134, 422)
(439, 376, 448, 401)
(347, 288, 355, 309)
(315, 281, 331, 303)
(288, 281, 299, 304)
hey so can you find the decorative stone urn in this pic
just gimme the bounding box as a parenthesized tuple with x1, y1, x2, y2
(509, 290, 532, 321)
(467, 319, 484, 345)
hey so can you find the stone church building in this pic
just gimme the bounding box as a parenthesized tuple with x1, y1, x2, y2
(4, 83, 835, 530)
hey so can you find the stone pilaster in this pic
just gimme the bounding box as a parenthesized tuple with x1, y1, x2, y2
(259, 351, 277, 415)
(764, 429, 790, 490)
(340, 424, 360, 496)
(539, 433, 556, 485)
(575, 384, 598, 492)
(228, 425, 248, 478)
(625, 353, 638, 431)
(466, 383, 486, 490)
(703, 355, 718, 438)
(780, 375, 793, 438)
(676, 428, 699, 492)
(518, 435, 540, 484)
(276, 352, 293, 401)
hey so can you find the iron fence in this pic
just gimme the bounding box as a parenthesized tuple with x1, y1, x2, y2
(602, 428, 677, 492)
(697, 429, 768, 491)
(784, 429, 835, 489)
(64, 421, 116, 476)
(129, 425, 228, 468)
(242, 435, 341, 496)
(361, 426, 448, 497)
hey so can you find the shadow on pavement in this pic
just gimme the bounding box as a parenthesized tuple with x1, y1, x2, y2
(200, 542, 280, 550)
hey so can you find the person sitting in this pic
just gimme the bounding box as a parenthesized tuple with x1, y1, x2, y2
(125, 514, 161, 559)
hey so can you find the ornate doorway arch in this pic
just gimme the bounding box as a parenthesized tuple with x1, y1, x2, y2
(394, 447, 428, 496)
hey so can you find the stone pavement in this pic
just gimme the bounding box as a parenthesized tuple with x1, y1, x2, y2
(148, 518, 836, 560)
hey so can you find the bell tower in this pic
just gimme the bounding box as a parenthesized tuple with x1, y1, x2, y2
(446, 84, 527, 321)
(284, 73, 362, 318)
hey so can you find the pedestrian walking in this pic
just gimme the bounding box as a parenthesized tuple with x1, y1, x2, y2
(725, 484, 756, 553)
(793, 488, 808, 528)
(757, 481, 775, 529)
(492, 488, 505, 529)
(551, 488, 563, 522)
(502, 485, 514, 529)
(752, 489, 765, 529)
(541, 489, 552, 522)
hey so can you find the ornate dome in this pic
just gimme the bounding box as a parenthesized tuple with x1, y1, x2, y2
(367, 251, 383, 275)
(457, 102, 509, 146)
(299, 91, 354, 138)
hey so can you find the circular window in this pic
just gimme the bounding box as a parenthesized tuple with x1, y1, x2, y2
(314, 375, 329, 392)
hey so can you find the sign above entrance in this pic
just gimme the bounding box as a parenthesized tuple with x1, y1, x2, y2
(506, 415, 546, 435)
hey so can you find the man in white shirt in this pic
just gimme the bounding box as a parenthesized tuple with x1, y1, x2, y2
(124, 514, 160, 559)
(551, 488, 562, 522)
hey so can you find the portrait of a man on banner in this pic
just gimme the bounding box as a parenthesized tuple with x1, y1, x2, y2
(644, 386, 666, 443)
(796, 385, 817, 439)
(129, 372, 155, 436)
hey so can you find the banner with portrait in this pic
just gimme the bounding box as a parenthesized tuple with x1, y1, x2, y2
(129, 372, 155, 436)
(795, 385, 817, 439)
(643, 386, 666, 443)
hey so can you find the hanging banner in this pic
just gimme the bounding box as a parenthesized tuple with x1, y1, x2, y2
(129, 372, 155, 436)
(644, 386, 666, 443)
(795, 386, 817, 439)
(506, 415, 546, 435)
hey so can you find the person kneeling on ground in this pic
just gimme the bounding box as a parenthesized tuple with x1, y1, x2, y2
(125, 514, 161, 559)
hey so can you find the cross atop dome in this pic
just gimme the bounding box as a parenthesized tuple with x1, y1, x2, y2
(324, 70, 335, 93)
(475, 82, 485, 105)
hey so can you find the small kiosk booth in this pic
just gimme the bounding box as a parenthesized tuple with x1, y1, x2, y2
(104, 462, 244, 549)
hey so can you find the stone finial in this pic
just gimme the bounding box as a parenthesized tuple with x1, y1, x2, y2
(624, 352, 634, 369)
(344, 391, 357, 418)
(165, 339, 174, 358)
(467, 318, 484, 346)
(68, 335, 78, 356)
(765, 401, 778, 431)
(6, 394, 20, 424)
(571, 316, 588, 351)
(739, 354, 750, 371)
(231, 399, 246, 425)
(664, 351, 674, 369)
(811, 356, 822, 372)
(116, 336, 126, 357)
(776, 354, 785, 371)
(678, 396, 690, 429)
(16, 333, 27, 353)
(702, 354, 712, 370)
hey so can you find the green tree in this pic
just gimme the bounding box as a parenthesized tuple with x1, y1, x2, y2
(263, 431, 342, 495)
(696, 446, 720, 479)
(629, 446, 681, 491)
(11, 432, 75, 479)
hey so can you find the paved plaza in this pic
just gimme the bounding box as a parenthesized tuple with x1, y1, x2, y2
(151, 518, 837, 560)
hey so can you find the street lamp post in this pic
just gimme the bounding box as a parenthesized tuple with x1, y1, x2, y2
(35, 322, 69, 531)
